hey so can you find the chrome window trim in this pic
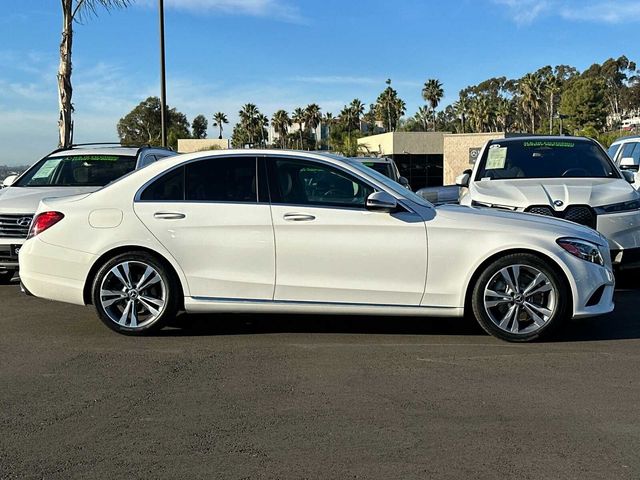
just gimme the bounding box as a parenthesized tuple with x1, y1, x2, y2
(133, 152, 418, 214)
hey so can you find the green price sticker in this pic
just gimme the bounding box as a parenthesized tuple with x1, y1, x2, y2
(523, 141, 575, 148)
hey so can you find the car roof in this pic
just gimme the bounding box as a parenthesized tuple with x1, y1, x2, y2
(611, 135, 640, 145)
(488, 135, 592, 144)
(134, 149, 352, 174)
(48, 147, 141, 157)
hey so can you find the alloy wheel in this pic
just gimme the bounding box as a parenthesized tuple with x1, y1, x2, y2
(99, 260, 167, 329)
(483, 264, 557, 335)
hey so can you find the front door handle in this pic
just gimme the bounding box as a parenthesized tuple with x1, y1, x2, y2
(154, 212, 186, 220)
(283, 213, 316, 222)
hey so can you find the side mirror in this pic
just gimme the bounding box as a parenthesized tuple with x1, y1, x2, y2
(619, 157, 639, 172)
(456, 169, 472, 188)
(398, 176, 410, 189)
(622, 170, 636, 184)
(2, 175, 17, 188)
(366, 191, 398, 212)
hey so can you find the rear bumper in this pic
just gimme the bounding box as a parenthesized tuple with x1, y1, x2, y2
(19, 237, 95, 306)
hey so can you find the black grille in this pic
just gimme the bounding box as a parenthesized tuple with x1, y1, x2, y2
(525, 205, 597, 229)
(0, 214, 33, 239)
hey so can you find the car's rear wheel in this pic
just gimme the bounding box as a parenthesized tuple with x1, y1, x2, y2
(0, 270, 14, 284)
(471, 253, 570, 342)
(91, 252, 179, 335)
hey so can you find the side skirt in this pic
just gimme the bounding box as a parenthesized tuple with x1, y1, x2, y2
(184, 296, 464, 317)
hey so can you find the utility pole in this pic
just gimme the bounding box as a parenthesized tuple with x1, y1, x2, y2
(159, 0, 167, 147)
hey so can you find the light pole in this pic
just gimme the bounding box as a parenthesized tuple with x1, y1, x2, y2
(159, 0, 167, 148)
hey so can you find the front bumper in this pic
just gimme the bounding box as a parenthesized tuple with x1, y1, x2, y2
(610, 247, 640, 269)
(597, 210, 640, 264)
(0, 240, 23, 271)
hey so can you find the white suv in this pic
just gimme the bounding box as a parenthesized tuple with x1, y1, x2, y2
(607, 135, 640, 188)
(0, 144, 175, 283)
(458, 136, 640, 269)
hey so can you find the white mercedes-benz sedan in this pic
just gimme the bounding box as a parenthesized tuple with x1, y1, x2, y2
(19, 150, 615, 342)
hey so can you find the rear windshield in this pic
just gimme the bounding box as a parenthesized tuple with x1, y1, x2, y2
(475, 140, 619, 181)
(15, 155, 137, 187)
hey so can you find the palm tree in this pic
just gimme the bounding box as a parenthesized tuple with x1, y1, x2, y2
(496, 98, 511, 132)
(291, 107, 306, 149)
(212, 112, 228, 139)
(546, 73, 563, 134)
(324, 112, 334, 150)
(257, 113, 269, 147)
(272, 110, 291, 148)
(239, 103, 260, 145)
(350, 99, 365, 131)
(305, 103, 322, 149)
(453, 94, 470, 133)
(421, 79, 444, 131)
(414, 106, 431, 131)
(519, 73, 545, 133)
(58, 0, 131, 148)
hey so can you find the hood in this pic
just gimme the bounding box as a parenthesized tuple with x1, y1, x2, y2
(470, 177, 638, 209)
(0, 186, 98, 214)
(435, 204, 606, 246)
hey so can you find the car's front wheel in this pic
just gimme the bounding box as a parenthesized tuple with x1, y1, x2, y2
(471, 253, 570, 342)
(91, 252, 180, 335)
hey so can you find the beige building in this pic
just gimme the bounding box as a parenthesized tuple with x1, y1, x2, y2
(358, 131, 516, 188)
(358, 132, 447, 189)
(177, 138, 229, 153)
(443, 132, 506, 185)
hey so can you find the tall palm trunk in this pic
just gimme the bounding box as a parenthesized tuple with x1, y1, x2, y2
(58, 0, 74, 148)
(549, 92, 554, 135)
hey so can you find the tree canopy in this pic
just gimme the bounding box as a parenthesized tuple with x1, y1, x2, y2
(117, 96, 190, 150)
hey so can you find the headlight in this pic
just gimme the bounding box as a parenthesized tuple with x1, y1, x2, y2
(557, 238, 604, 266)
(594, 199, 640, 214)
(471, 200, 517, 211)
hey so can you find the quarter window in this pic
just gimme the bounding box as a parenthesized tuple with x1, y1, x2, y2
(269, 158, 373, 208)
(140, 166, 185, 201)
(140, 157, 258, 203)
(185, 157, 257, 202)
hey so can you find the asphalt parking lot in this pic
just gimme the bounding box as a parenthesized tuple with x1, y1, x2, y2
(1, 275, 640, 480)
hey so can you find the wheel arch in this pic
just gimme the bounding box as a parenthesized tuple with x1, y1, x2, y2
(83, 245, 186, 308)
(463, 248, 574, 316)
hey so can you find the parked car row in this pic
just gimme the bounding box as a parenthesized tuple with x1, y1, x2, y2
(5, 141, 616, 343)
(2, 136, 635, 343)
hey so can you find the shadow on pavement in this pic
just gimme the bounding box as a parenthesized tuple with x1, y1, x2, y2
(162, 280, 640, 342)
(164, 312, 486, 338)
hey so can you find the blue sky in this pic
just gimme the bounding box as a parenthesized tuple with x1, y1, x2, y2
(1, 0, 639, 165)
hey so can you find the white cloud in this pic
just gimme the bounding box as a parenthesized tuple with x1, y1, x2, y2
(139, 0, 304, 22)
(492, 0, 640, 24)
(560, 1, 640, 23)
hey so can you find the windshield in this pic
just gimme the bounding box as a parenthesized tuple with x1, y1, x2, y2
(15, 155, 137, 187)
(360, 161, 395, 180)
(607, 144, 620, 160)
(475, 139, 619, 181)
(346, 159, 431, 207)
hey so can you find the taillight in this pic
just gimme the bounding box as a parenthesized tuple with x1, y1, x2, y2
(26, 211, 64, 239)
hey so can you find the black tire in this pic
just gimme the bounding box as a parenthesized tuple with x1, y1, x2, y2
(471, 253, 570, 342)
(0, 271, 14, 284)
(91, 251, 180, 335)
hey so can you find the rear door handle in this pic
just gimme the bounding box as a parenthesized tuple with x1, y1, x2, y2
(283, 213, 316, 222)
(154, 212, 186, 220)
